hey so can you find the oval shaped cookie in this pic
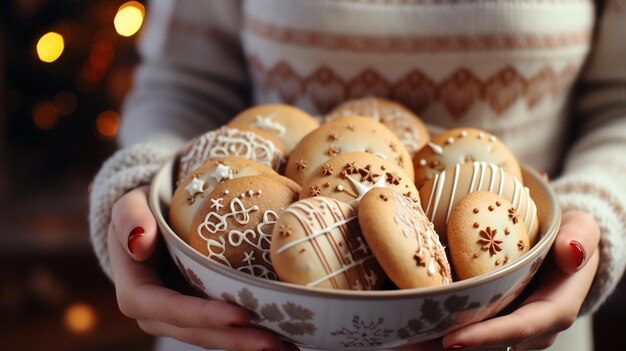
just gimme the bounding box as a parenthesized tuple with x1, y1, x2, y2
(228, 103, 320, 153)
(447, 191, 530, 280)
(359, 188, 452, 289)
(285, 115, 414, 185)
(189, 175, 299, 280)
(177, 125, 287, 182)
(327, 97, 430, 156)
(170, 156, 277, 243)
(270, 197, 385, 290)
(412, 128, 523, 188)
(420, 162, 539, 246)
(299, 152, 420, 207)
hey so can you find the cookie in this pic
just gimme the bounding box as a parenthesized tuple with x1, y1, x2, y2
(420, 161, 539, 245)
(177, 125, 287, 182)
(228, 103, 320, 153)
(170, 156, 277, 243)
(327, 97, 430, 156)
(358, 188, 452, 289)
(285, 115, 414, 185)
(189, 175, 299, 280)
(447, 191, 530, 280)
(270, 197, 385, 290)
(299, 152, 420, 207)
(412, 128, 523, 188)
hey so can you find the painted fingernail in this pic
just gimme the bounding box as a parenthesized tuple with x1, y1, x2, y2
(128, 227, 145, 254)
(447, 345, 466, 350)
(229, 321, 249, 328)
(261, 348, 279, 351)
(570, 240, 586, 270)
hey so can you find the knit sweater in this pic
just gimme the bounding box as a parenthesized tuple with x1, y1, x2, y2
(89, 0, 626, 315)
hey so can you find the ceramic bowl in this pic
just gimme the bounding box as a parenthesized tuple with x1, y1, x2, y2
(149, 158, 560, 350)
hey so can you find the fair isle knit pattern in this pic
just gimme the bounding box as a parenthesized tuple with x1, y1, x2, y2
(89, 0, 626, 313)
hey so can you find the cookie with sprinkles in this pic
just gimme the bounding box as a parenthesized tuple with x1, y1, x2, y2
(326, 97, 430, 156)
(358, 188, 452, 289)
(228, 103, 320, 154)
(170, 156, 277, 243)
(189, 175, 299, 280)
(285, 115, 414, 185)
(447, 191, 530, 280)
(420, 161, 539, 245)
(412, 128, 523, 188)
(299, 152, 420, 208)
(177, 125, 287, 182)
(270, 197, 385, 290)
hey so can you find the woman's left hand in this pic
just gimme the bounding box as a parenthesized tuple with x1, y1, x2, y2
(403, 210, 601, 351)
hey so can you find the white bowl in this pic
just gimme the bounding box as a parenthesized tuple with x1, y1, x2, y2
(149, 158, 560, 350)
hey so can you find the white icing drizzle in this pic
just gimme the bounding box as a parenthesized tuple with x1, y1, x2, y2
(498, 167, 505, 195)
(468, 162, 479, 193)
(429, 170, 446, 223)
(276, 216, 356, 254)
(306, 255, 376, 288)
(523, 187, 532, 227)
(445, 164, 461, 222)
(425, 172, 440, 219)
(488, 163, 498, 192)
(185, 176, 205, 198)
(210, 198, 224, 210)
(252, 113, 286, 136)
(427, 142, 444, 155)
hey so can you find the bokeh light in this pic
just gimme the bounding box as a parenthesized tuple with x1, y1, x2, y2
(36, 32, 64, 63)
(53, 90, 78, 116)
(63, 302, 98, 334)
(114, 2, 145, 37)
(95, 111, 121, 138)
(33, 101, 59, 129)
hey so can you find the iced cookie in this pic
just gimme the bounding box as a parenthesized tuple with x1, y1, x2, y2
(170, 156, 277, 243)
(420, 162, 539, 245)
(358, 188, 452, 289)
(412, 128, 523, 188)
(177, 125, 287, 182)
(270, 197, 385, 290)
(228, 103, 320, 153)
(447, 191, 530, 280)
(189, 175, 299, 280)
(285, 115, 414, 185)
(327, 97, 430, 156)
(299, 152, 420, 207)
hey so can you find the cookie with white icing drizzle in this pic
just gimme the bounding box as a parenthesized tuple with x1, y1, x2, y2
(177, 125, 287, 182)
(299, 152, 420, 208)
(447, 191, 530, 280)
(228, 103, 320, 154)
(326, 97, 430, 156)
(170, 156, 277, 243)
(420, 161, 539, 246)
(285, 115, 414, 185)
(412, 128, 523, 188)
(358, 188, 452, 289)
(270, 197, 385, 290)
(189, 175, 299, 280)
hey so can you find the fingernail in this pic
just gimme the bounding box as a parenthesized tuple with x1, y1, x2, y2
(128, 227, 145, 254)
(261, 349, 279, 351)
(570, 240, 586, 270)
(447, 345, 466, 350)
(229, 321, 249, 328)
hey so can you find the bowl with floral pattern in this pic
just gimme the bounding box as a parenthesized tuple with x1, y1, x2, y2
(149, 157, 560, 350)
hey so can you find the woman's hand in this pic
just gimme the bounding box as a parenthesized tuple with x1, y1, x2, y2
(108, 186, 295, 351)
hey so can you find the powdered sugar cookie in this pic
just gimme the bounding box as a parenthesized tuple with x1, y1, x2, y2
(270, 197, 385, 290)
(228, 104, 320, 153)
(189, 175, 298, 280)
(447, 191, 530, 280)
(177, 125, 287, 182)
(359, 188, 451, 289)
(170, 156, 276, 243)
(299, 152, 419, 207)
(412, 128, 522, 188)
(420, 161, 539, 245)
(285, 115, 414, 185)
(327, 97, 430, 156)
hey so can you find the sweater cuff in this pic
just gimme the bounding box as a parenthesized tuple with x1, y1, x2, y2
(552, 173, 626, 315)
(89, 140, 181, 279)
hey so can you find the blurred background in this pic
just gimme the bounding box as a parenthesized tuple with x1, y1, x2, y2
(0, 1, 623, 350)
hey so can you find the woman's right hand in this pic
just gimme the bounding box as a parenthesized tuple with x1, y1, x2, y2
(108, 186, 294, 351)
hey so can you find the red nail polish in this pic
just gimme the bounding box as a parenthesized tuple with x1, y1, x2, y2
(261, 349, 279, 351)
(447, 346, 466, 350)
(128, 227, 145, 254)
(229, 321, 249, 328)
(570, 240, 586, 270)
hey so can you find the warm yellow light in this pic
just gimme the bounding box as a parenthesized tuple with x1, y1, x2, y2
(63, 302, 97, 334)
(96, 111, 121, 138)
(114, 2, 145, 37)
(36, 32, 64, 63)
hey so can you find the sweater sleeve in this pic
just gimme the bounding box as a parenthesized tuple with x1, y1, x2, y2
(89, 0, 247, 278)
(551, 1, 626, 314)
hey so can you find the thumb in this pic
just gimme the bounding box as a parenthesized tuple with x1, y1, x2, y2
(111, 185, 160, 261)
(553, 211, 600, 274)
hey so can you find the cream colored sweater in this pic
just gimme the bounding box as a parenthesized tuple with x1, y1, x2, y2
(90, 0, 626, 314)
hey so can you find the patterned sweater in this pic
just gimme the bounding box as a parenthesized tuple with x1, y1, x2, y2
(90, 0, 626, 314)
